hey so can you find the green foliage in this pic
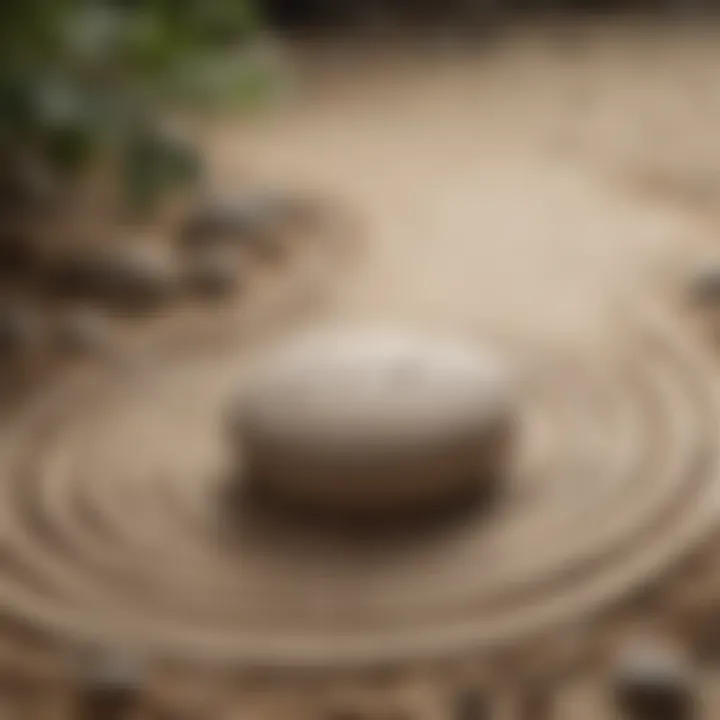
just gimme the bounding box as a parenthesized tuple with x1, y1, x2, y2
(0, 0, 262, 217)
(122, 123, 202, 217)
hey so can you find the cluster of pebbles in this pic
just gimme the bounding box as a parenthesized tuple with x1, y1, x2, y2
(0, 633, 702, 720)
(0, 190, 325, 373)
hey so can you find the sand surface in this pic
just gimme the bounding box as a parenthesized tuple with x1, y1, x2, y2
(208, 21, 720, 350)
(4, 19, 720, 719)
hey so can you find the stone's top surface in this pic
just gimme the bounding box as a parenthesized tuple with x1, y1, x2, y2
(234, 329, 515, 454)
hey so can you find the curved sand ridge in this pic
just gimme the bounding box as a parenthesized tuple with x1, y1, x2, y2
(0, 306, 712, 670)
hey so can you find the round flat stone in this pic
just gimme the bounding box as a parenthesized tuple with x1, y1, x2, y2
(232, 329, 516, 518)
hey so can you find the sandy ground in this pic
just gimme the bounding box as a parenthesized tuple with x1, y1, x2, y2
(206, 19, 720, 352)
(4, 19, 720, 720)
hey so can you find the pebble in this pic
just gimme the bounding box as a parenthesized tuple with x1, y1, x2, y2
(179, 193, 288, 256)
(183, 247, 241, 299)
(73, 649, 146, 720)
(51, 244, 178, 310)
(611, 637, 696, 720)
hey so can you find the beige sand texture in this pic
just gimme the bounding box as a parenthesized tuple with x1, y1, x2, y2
(3, 18, 720, 720)
(213, 23, 720, 346)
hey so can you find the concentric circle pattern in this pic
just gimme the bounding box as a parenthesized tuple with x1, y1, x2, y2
(0, 309, 716, 671)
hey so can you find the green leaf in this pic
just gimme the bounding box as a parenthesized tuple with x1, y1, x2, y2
(0, 0, 265, 210)
(121, 124, 203, 216)
(61, 4, 123, 63)
(43, 124, 97, 175)
(0, 74, 35, 134)
(31, 78, 106, 175)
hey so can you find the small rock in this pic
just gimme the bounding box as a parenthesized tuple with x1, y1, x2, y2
(183, 247, 241, 299)
(51, 244, 178, 310)
(180, 193, 286, 257)
(611, 637, 696, 720)
(73, 649, 145, 720)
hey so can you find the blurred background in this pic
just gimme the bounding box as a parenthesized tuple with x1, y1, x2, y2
(2, 0, 719, 242)
(3, 1, 720, 354)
